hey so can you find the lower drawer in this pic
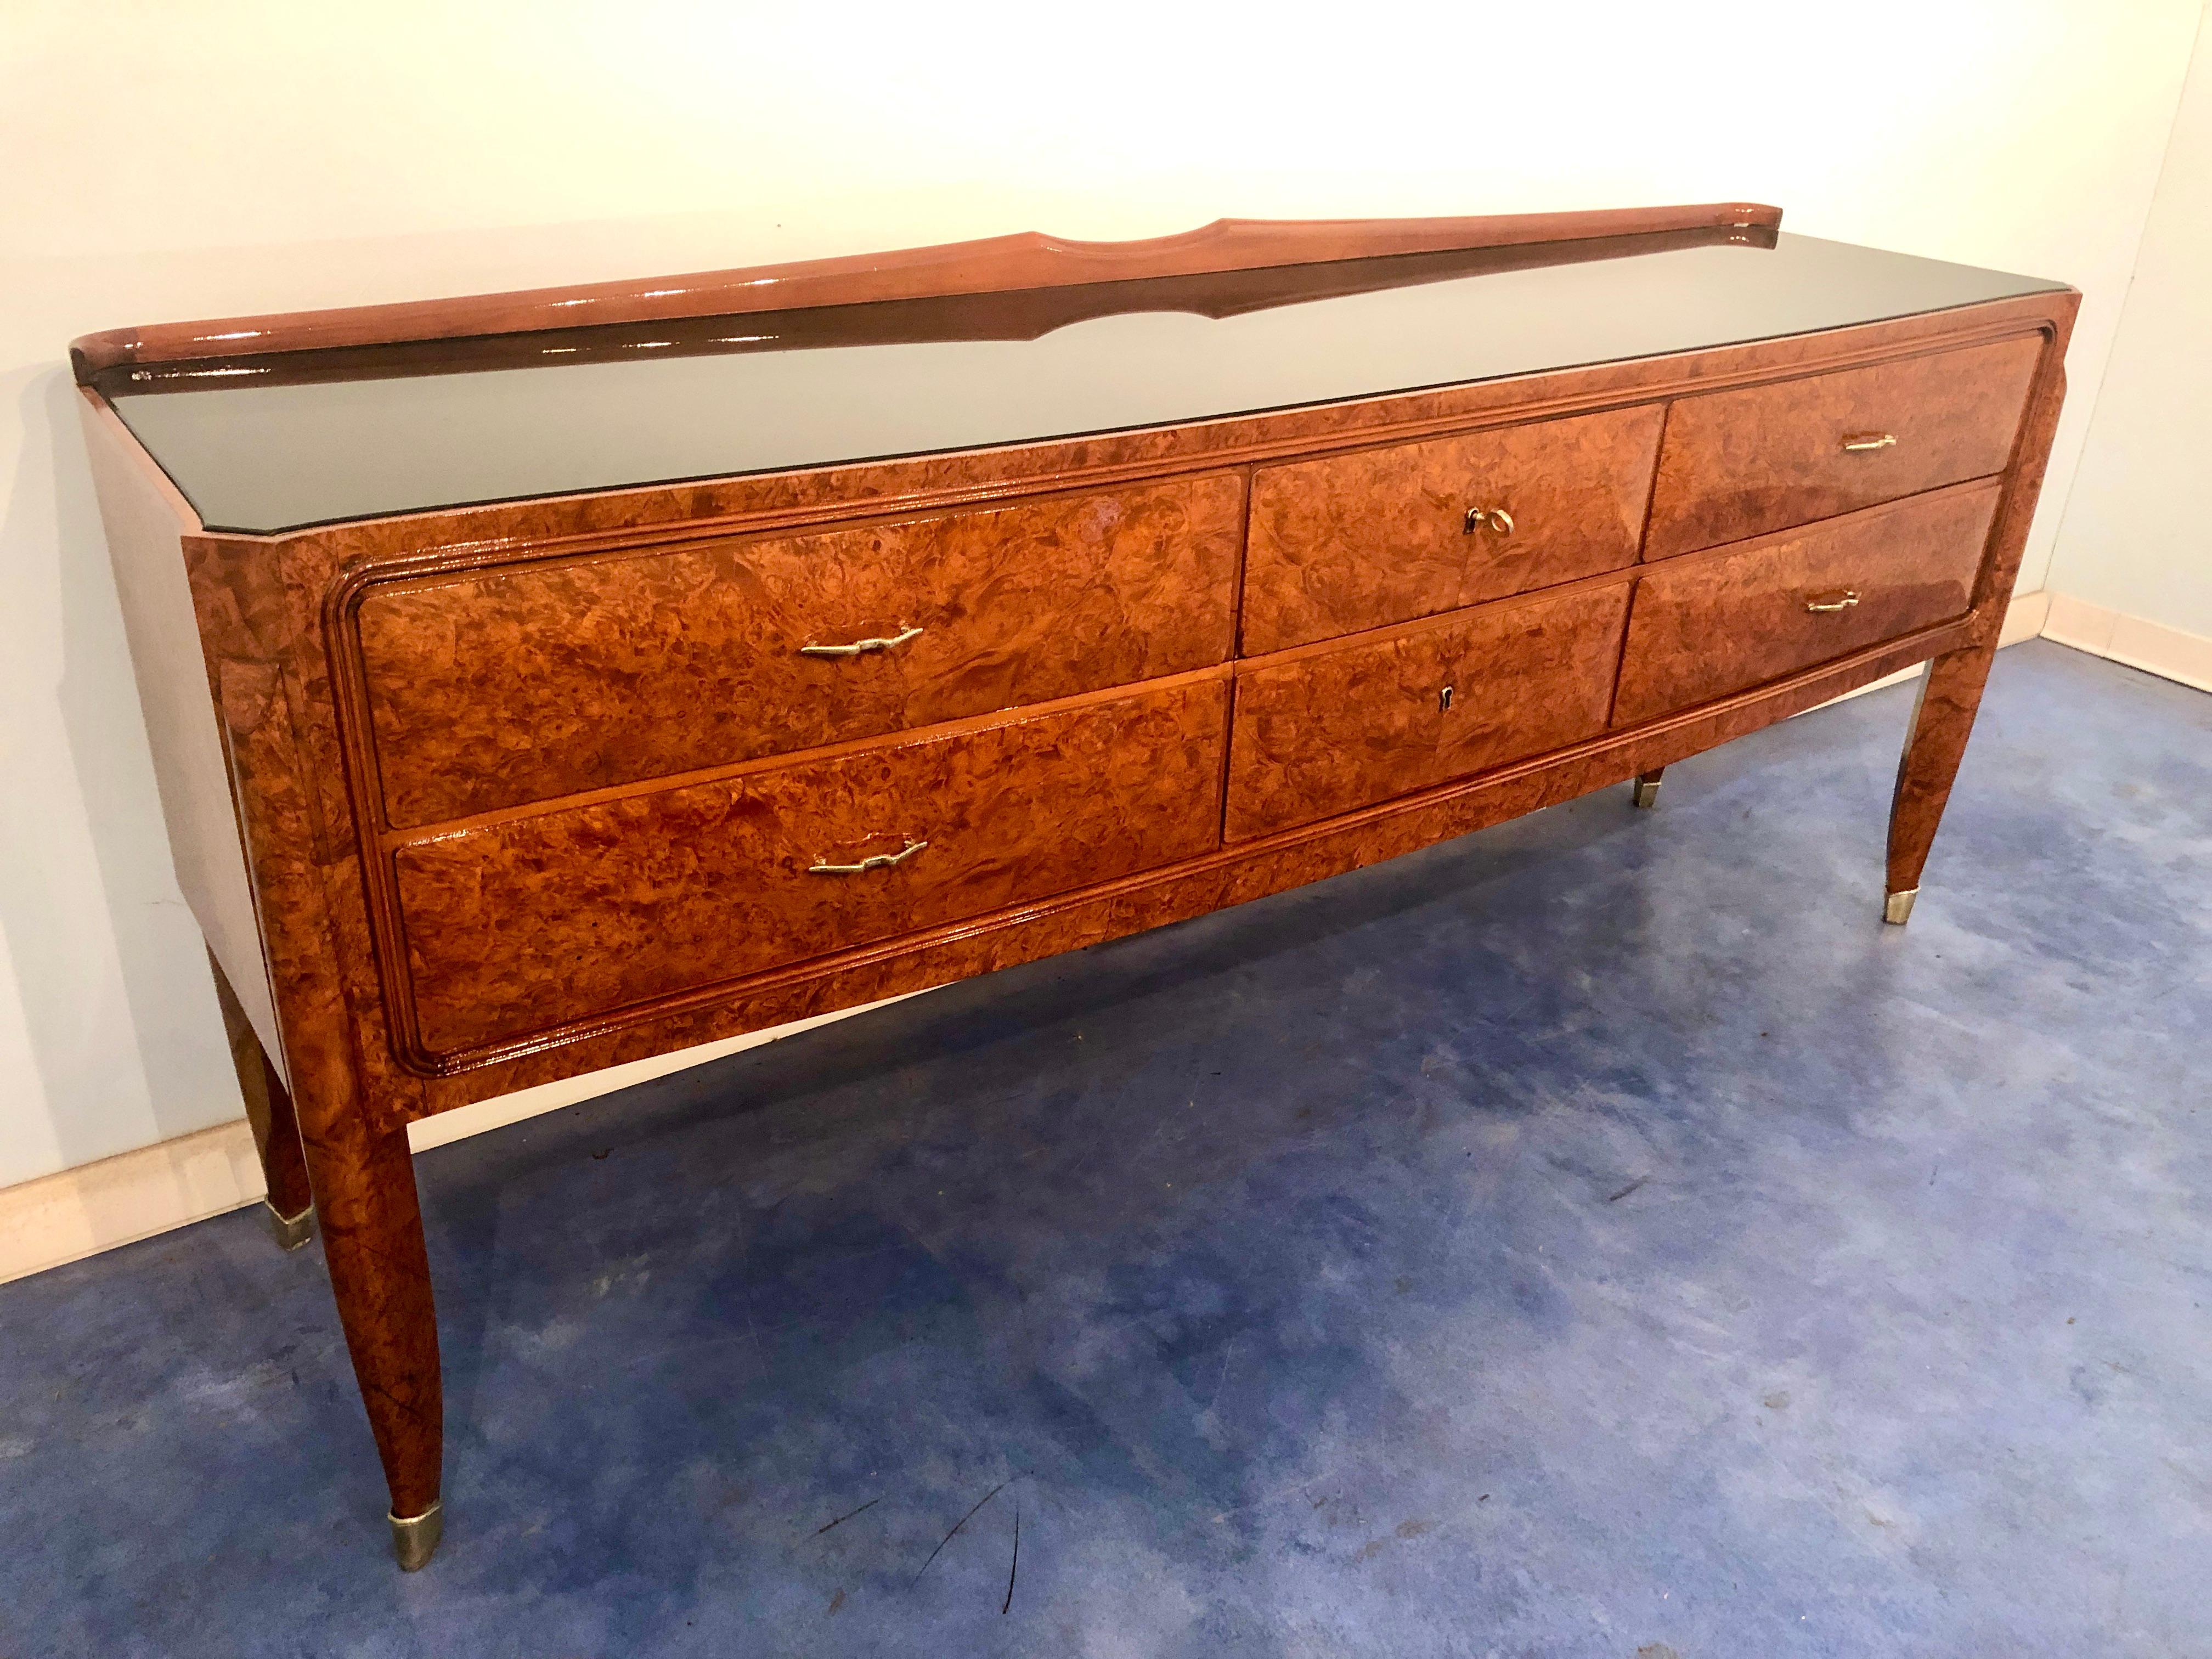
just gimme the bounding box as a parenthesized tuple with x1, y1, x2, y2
(391, 674, 1231, 1059)
(1612, 481, 2000, 726)
(1224, 584, 1630, 842)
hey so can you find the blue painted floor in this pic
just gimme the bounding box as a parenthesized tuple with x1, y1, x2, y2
(4, 640, 2208, 1658)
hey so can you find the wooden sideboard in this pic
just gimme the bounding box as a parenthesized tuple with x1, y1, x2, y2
(74, 205, 2076, 1568)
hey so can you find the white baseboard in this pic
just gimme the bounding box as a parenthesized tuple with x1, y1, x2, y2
(2041, 592, 2212, 693)
(0, 988, 926, 1286)
(0, 1119, 266, 1285)
(2000, 589, 2055, 647)
(5, 590, 2203, 1287)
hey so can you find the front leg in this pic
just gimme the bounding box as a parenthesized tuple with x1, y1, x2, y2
(1885, 642, 1999, 924)
(303, 1109, 445, 1568)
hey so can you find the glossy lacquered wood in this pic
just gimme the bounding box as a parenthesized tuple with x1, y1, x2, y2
(75, 209, 2080, 1568)
(1612, 482, 2001, 727)
(71, 203, 1781, 379)
(1889, 360, 2070, 909)
(312, 1113, 442, 1537)
(354, 475, 1242, 827)
(1644, 334, 2041, 560)
(209, 641, 443, 1544)
(93, 227, 1788, 401)
(260, 295, 2066, 1123)
(1226, 584, 1631, 840)
(262, 290, 2067, 582)
(388, 673, 1229, 1063)
(1242, 406, 1663, 652)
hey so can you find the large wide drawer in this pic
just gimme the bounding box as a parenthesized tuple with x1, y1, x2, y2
(1242, 405, 1662, 653)
(1224, 584, 1631, 843)
(1613, 482, 2001, 726)
(1644, 336, 2038, 560)
(391, 674, 1231, 1060)
(356, 474, 1244, 828)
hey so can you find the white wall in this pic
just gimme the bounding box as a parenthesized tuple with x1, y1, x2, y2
(2047, 10, 2212, 639)
(1, 0, 2204, 1188)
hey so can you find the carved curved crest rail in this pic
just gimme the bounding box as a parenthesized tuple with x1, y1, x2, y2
(73, 201, 1781, 378)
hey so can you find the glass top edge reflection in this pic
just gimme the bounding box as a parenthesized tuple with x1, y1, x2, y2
(186, 303, 2051, 538)
(114, 231, 2068, 537)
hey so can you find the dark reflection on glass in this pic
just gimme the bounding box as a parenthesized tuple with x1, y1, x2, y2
(109, 231, 2063, 535)
(98, 224, 1779, 394)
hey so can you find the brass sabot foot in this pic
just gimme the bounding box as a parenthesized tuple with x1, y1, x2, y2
(1630, 777, 1662, 809)
(390, 1500, 444, 1571)
(262, 1199, 316, 1252)
(1883, 888, 1919, 926)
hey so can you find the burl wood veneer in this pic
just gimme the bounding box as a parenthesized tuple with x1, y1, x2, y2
(357, 475, 1243, 826)
(1242, 405, 1662, 652)
(76, 205, 2076, 1570)
(1644, 334, 2041, 560)
(1612, 481, 2002, 726)
(392, 674, 1229, 1060)
(1226, 584, 1631, 841)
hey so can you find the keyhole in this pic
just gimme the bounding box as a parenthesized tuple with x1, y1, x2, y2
(1440, 685, 1454, 712)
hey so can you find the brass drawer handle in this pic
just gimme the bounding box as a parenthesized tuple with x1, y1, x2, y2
(1840, 432, 1897, 453)
(798, 624, 923, 658)
(1464, 505, 1515, 535)
(808, 839, 929, 876)
(1804, 589, 1861, 613)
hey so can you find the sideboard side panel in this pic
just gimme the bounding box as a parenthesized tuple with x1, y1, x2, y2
(76, 391, 287, 1079)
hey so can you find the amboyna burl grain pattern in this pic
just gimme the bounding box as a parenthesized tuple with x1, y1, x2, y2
(357, 476, 1242, 827)
(1226, 584, 1632, 841)
(1613, 482, 2000, 726)
(69, 208, 2081, 1574)
(1644, 334, 2040, 559)
(390, 673, 1231, 1060)
(1889, 643, 2000, 900)
(1242, 405, 1662, 653)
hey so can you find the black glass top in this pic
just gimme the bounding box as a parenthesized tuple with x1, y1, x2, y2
(105, 230, 2064, 535)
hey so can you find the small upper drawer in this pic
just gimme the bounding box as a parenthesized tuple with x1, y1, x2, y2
(1242, 405, 1663, 654)
(1612, 481, 2001, 727)
(390, 673, 1231, 1062)
(354, 474, 1244, 827)
(1225, 583, 1631, 843)
(1643, 335, 2040, 560)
